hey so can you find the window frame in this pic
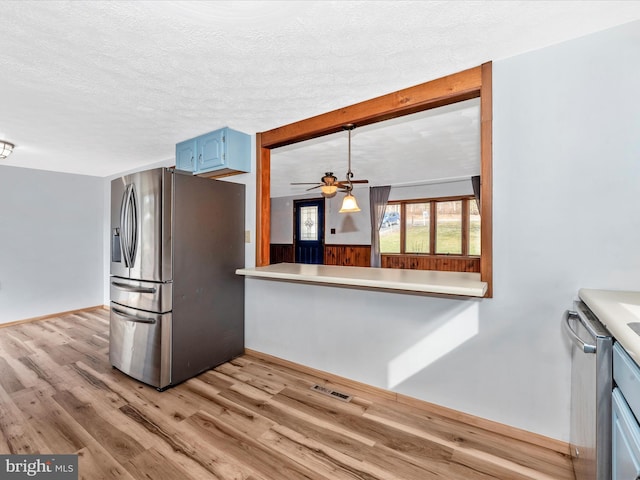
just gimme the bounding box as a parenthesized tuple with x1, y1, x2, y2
(382, 195, 480, 257)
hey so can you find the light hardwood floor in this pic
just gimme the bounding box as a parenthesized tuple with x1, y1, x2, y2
(0, 308, 575, 479)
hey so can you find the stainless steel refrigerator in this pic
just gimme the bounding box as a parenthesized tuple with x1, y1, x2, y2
(109, 167, 245, 390)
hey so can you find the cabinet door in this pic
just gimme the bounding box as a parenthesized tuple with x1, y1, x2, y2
(176, 139, 196, 172)
(197, 129, 225, 171)
(612, 388, 640, 480)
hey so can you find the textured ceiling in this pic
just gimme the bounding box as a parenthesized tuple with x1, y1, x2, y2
(272, 98, 480, 197)
(1, 1, 639, 181)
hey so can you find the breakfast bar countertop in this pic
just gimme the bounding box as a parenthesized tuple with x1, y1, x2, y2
(236, 263, 488, 297)
(579, 288, 640, 363)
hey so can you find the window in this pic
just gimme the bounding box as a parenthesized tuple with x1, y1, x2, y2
(299, 205, 319, 241)
(380, 196, 480, 256)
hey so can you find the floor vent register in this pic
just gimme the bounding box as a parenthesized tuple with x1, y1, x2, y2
(310, 384, 353, 402)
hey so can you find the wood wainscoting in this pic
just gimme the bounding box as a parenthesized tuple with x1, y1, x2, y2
(270, 244, 481, 273)
(270, 243, 294, 264)
(270, 243, 372, 267)
(324, 244, 371, 267)
(383, 254, 481, 273)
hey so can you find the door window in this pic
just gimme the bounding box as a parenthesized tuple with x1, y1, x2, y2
(300, 205, 319, 241)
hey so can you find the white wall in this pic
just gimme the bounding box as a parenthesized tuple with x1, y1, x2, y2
(325, 191, 370, 245)
(246, 20, 640, 442)
(271, 190, 371, 245)
(0, 166, 104, 324)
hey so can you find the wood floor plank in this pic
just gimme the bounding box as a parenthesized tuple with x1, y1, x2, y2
(0, 330, 36, 358)
(221, 383, 377, 447)
(75, 444, 138, 480)
(364, 402, 574, 480)
(10, 387, 87, 453)
(261, 424, 400, 480)
(76, 361, 203, 424)
(53, 389, 146, 464)
(0, 310, 575, 480)
(0, 384, 48, 454)
(125, 448, 193, 480)
(187, 409, 329, 480)
(118, 403, 262, 479)
(0, 356, 25, 393)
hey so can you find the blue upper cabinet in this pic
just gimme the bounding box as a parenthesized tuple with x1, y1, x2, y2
(176, 139, 196, 172)
(198, 130, 224, 171)
(175, 127, 251, 177)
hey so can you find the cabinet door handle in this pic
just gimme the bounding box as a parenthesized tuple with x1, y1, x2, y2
(198, 153, 202, 164)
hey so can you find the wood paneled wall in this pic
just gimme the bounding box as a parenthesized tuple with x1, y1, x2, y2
(270, 244, 294, 264)
(382, 254, 480, 273)
(270, 244, 479, 273)
(324, 245, 371, 267)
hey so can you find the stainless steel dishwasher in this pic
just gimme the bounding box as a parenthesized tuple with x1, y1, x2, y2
(563, 301, 613, 480)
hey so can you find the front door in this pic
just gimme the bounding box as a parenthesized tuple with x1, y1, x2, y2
(294, 199, 324, 264)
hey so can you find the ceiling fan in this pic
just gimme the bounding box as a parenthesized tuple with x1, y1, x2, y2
(290, 124, 369, 200)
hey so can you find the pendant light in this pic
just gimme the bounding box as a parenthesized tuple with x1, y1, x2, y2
(339, 192, 360, 212)
(339, 124, 361, 213)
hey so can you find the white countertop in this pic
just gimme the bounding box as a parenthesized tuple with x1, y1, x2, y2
(580, 288, 640, 362)
(236, 263, 488, 297)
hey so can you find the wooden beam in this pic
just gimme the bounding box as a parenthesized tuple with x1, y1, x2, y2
(256, 132, 271, 266)
(260, 65, 482, 149)
(480, 62, 493, 297)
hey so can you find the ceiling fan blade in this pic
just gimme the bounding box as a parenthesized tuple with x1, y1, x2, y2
(306, 185, 323, 191)
(291, 182, 322, 185)
(336, 179, 369, 187)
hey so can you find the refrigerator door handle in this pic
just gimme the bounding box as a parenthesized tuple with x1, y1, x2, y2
(127, 184, 138, 267)
(563, 309, 597, 354)
(120, 184, 138, 268)
(111, 281, 157, 294)
(119, 187, 131, 267)
(112, 308, 156, 324)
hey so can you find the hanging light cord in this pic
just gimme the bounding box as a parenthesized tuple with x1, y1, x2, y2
(345, 124, 355, 192)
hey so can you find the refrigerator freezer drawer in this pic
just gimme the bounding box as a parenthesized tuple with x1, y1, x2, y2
(109, 303, 171, 389)
(110, 277, 172, 313)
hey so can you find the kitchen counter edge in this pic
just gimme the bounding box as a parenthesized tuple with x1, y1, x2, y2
(236, 263, 488, 298)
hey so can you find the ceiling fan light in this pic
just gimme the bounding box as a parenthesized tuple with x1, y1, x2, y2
(0, 141, 15, 159)
(321, 185, 338, 197)
(339, 193, 361, 213)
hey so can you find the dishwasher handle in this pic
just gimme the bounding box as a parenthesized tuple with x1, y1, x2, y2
(563, 310, 597, 354)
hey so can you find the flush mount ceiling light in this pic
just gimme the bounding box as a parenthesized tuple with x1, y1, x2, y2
(0, 140, 15, 159)
(339, 124, 361, 213)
